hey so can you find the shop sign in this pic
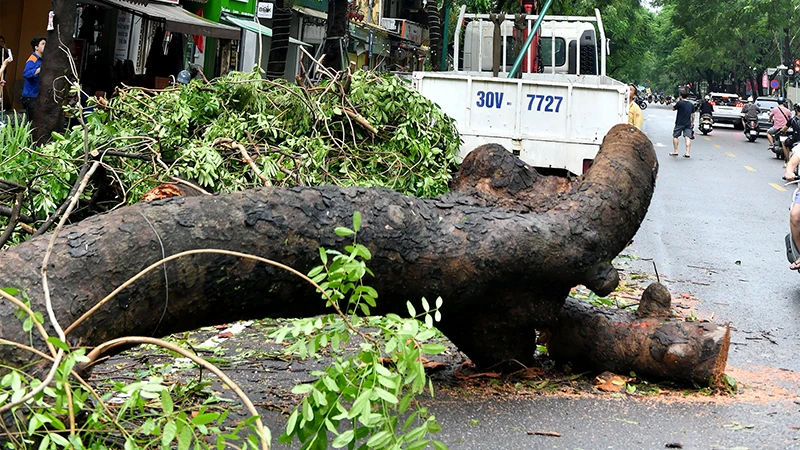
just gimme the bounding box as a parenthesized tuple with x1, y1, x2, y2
(257, 2, 274, 18)
(115, 11, 132, 62)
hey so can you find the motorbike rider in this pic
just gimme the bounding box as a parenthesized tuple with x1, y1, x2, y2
(780, 103, 800, 166)
(783, 120, 800, 270)
(741, 96, 760, 128)
(768, 97, 792, 160)
(699, 95, 714, 116)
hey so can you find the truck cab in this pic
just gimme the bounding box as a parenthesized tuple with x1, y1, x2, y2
(462, 19, 601, 76)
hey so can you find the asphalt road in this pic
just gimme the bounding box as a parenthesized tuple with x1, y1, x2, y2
(422, 104, 800, 450)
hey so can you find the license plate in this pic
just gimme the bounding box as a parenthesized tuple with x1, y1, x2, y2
(750, 130, 757, 135)
(781, 136, 789, 142)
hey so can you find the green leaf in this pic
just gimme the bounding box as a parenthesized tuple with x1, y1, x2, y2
(162, 420, 177, 448)
(374, 387, 399, 404)
(432, 440, 449, 450)
(399, 393, 412, 413)
(161, 389, 174, 415)
(286, 409, 299, 435)
(191, 412, 219, 426)
(366, 430, 392, 448)
(292, 384, 313, 395)
(421, 297, 430, 311)
(332, 429, 354, 448)
(421, 344, 446, 354)
(352, 211, 362, 232)
(319, 247, 328, 265)
(334, 227, 355, 237)
(407, 301, 416, 317)
(178, 424, 193, 450)
(50, 434, 70, 447)
(435, 297, 443, 308)
(37, 435, 50, 450)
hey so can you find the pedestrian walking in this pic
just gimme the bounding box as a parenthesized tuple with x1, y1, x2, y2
(671, 91, 695, 158)
(22, 36, 46, 122)
(628, 84, 643, 130)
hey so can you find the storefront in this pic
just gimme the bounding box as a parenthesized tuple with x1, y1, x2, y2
(96, 0, 239, 80)
(348, 22, 390, 71)
(0, 0, 240, 109)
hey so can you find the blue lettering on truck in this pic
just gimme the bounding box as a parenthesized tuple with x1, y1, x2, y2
(526, 94, 563, 112)
(476, 91, 564, 112)
(475, 91, 504, 108)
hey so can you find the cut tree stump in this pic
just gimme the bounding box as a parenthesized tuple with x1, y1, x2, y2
(545, 285, 730, 385)
(0, 124, 728, 383)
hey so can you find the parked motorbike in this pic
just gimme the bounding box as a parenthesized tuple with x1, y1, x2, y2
(698, 113, 713, 135)
(635, 96, 648, 110)
(743, 118, 760, 142)
(770, 130, 793, 159)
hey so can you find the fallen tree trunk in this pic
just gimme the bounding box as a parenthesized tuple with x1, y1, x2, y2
(0, 124, 728, 382)
(545, 284, 730, 384)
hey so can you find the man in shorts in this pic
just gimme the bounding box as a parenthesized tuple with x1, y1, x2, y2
(671, 91, 695, 158)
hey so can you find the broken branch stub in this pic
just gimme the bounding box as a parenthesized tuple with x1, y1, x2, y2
(546, 291, 730, 385)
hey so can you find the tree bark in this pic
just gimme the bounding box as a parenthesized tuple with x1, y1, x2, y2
(35, 0, 76, 144)
(0, 125, 720, 382)
(323, 0, 349, 71)
(265, 0, 292, 80)
(426, 0, 441, 72)
(545, 284, 730, 385)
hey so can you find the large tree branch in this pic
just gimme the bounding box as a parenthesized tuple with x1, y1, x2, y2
(0, 125, 683, 377)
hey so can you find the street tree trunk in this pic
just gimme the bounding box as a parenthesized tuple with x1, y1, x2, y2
(426, 0, 441, 71)
(0, 125, 728, 382)
(322, 0, 349, 71)
(35, 0, 76, 143)
(265, 0, 292, 79)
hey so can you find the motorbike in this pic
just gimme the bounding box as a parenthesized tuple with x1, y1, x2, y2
(698, 113, 713, 135)
(635, 96, 648, 110)
(743, 117, 760, 142)
(769, 130, 793, 159)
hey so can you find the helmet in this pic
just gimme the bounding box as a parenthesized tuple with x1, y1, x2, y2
(778, 97, 787, 105)
(177, 70, 192, 85)
(794, 103, 800, 112)
(704, 95, 710, 100)
(747, 96, 753, 102)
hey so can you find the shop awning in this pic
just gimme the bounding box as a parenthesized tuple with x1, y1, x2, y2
(293, 6, 328, 20)
(97, 0, 240, 39)
(221, 14, 311, 46)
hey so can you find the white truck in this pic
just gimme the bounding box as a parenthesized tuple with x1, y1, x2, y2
(412, 7, 628, 176)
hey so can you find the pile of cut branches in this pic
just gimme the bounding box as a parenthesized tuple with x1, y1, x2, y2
(0, 70, 460, 248)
